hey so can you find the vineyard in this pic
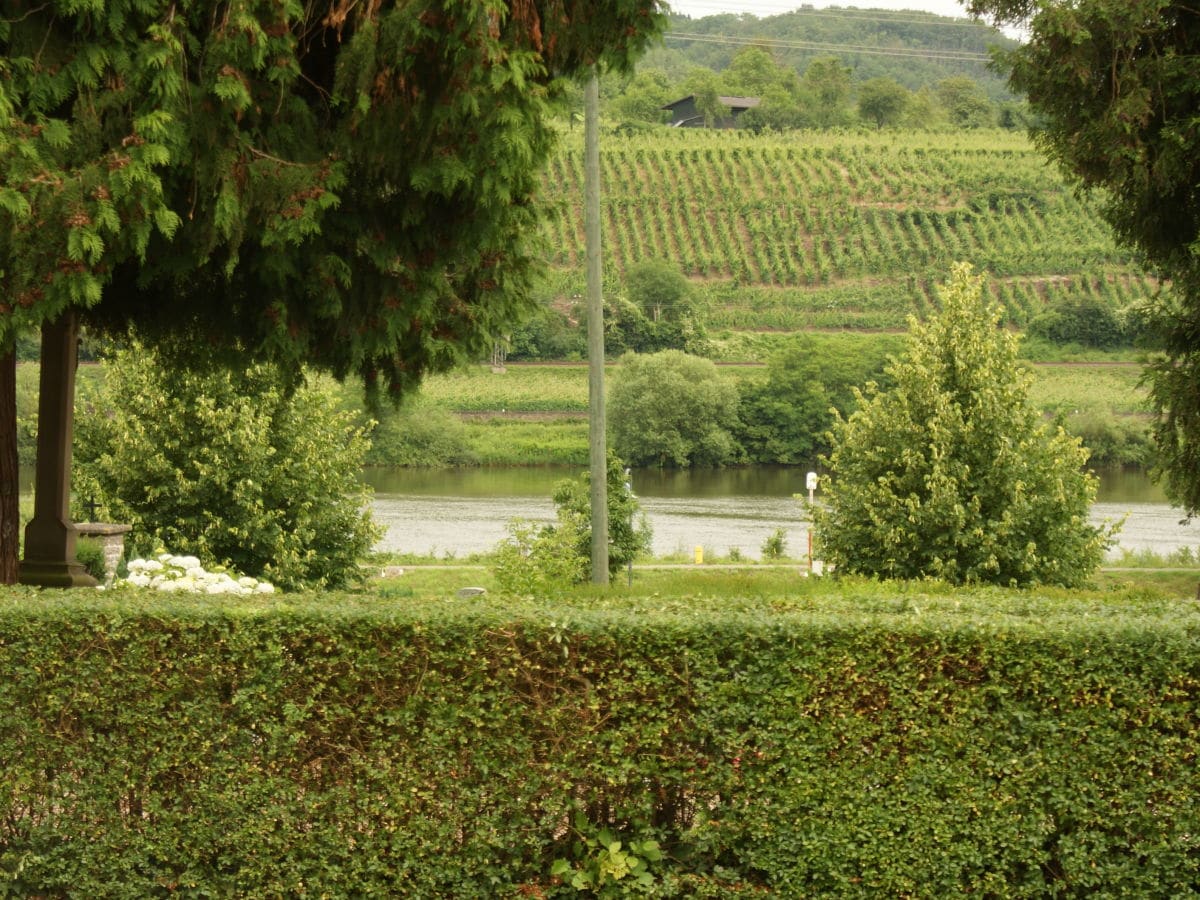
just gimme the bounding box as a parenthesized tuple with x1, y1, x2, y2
(542, 128, 1153, 331)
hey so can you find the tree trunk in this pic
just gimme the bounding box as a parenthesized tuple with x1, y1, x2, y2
(0, 349, 18, 585)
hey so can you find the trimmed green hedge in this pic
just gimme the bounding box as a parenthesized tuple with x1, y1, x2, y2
(1, 588, 1197, 896)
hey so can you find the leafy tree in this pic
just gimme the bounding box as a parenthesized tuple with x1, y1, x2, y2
(736, 335, 891, 464)
(814, 264, 1113, 587)
(74, 346, 380, 591)
(722, 47, 792, 97)
(609, 350, 741, 467)
(627, 258, 693, 324)
(801, 56, 853, 127)
(936, 76, 995, 128)
(1026, 293, 1127, 350)
(858, 78, 911, 129)
(737, 85, 810, 132)
(610, 68, 673, 125)
(0, 0, 665, 581)
(684, 68, 729, 127)
(968, 0, 1200, 516)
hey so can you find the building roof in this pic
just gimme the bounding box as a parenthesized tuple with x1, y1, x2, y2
(661, 94, 762, 111)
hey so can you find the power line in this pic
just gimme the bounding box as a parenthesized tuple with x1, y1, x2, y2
(671, 5, 989, 30)
(666, 31, 992, 62)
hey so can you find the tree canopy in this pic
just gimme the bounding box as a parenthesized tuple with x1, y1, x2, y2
(0, 0, 666, 395)
(968, 0, 1200, 514)
(814, 264, 1113, 587)
(609, 350, 741, 468)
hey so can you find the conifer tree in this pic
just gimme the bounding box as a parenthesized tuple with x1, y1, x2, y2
(0, 0, 665, 581)
(814, 264, 1114, 587)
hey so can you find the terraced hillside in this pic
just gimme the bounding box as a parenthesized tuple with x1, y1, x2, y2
(542, 128, 1152, 332)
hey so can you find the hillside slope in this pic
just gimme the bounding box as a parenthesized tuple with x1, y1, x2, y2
(541, 128, 1151, 333)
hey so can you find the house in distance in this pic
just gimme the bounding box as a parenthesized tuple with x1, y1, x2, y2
(662, 95, 761, 128)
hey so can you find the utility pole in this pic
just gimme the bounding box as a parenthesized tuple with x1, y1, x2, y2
(584, 69, 609, 584)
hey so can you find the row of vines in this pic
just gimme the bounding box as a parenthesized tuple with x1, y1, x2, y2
(541, 129, 1152, 330)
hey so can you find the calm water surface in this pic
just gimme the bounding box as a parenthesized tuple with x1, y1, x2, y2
(364, 466, 1197, 560)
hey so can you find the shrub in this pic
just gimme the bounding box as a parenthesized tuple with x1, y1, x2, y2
(73, 346, 380, 591)
(492, 518, 587, 594)
(492, 451, 651, 588)
(609, 351, 742, 467)
(735, 334, 891, 464)
(551, 450, 653, 580)
(816, 264, 1116, 587)
(74, 538, 108, 583)
(0, 590, 1197, 896)
(761, 527, 788, 560)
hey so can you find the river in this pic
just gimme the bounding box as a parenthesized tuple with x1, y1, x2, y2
(364, 466, 1200, 561)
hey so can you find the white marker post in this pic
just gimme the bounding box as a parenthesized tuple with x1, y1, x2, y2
(806, 471, 818, 573)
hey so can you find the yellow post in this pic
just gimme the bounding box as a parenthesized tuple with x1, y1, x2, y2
(694, 545, 703, 565)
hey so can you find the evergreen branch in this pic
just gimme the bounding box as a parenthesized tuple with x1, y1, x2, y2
(247, 146, 312, 168)
(1, 3, 50, 25)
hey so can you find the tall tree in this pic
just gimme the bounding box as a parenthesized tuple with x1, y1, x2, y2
(814, 264, 1112, 587)
(0, 0, 665, 581)
(967, 0, 1200, 514)
(801, 56, 852, 127)
(858, 77, 910, 129)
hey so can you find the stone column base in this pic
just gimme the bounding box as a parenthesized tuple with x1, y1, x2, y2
(19, 560, 99, 588)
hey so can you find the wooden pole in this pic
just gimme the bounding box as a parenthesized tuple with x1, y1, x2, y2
(585, 69, 609, 585)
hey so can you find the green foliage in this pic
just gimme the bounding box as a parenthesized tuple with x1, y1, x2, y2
(552, 816, 665, 895)
(816, 264, 1115, 587)
(0, 589, 1198, 895)
(625, 258, 693, 325)
(760, 527, 787, 560)
(802, 56, 854, 127)
(935, 75, 995, 128)
(74, 538, 108, 584)
(735, 334, 891, 464)
(970, 0, 1200, 515)
(493, 518, 587, 595)
(608, 258, 705, 354)
(857, 77, 910, 128)
(1026, 292, 1127, 349)
(552, 451, 653, 580)
(493, 452, 650, 589)
(0, 0, 664, 396)
(609, 351, 742, 467)
(73, 346, 379, 590)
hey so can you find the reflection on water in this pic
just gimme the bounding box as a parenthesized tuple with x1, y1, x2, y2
(362, 465, 1200, 560)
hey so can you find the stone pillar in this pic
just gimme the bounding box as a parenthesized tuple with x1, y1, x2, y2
(19, 312, 98, 588)
(75, 522, 132, 584)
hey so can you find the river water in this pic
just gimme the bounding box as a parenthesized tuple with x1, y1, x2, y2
(364, 466, 1200, 561)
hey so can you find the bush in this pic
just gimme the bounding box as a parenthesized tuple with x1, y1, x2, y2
(816, 264, 1115, 587)
(609, 351, 742, 467)
(551, 450, 653, 580)
(73, 346, 380, 591)
(1027, 293, 1127, 349)
(74, 538, 108, 583)
(0, 590, 1197, 896)
(492, 518, 586, 594)
(492, 451, 651, 587)
(735, 334, 892, 464)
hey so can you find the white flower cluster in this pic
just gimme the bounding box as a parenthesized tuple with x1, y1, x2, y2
(112, 553, 276, 595)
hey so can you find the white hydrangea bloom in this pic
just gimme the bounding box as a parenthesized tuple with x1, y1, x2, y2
(111, 551, 276, 595)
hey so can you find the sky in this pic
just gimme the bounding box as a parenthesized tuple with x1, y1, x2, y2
(669, 0, 977, 23)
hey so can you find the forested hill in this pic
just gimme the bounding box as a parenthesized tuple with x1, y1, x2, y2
(656, 7, 1019, 99)
(539, 128, 1150, 338)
